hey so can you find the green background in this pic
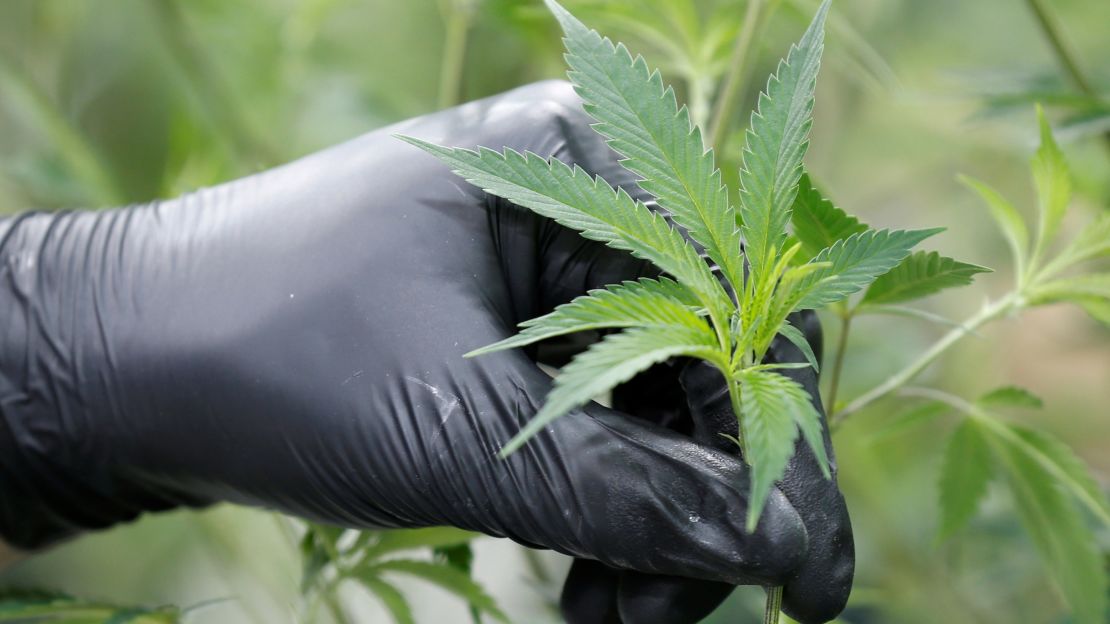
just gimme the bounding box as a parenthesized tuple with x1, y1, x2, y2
(1, 0, 1108, 622)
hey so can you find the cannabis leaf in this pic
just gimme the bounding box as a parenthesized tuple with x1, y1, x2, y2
(359, 560, 508, 622)
(738, 367, 829, 530)
(861, 251, 991, 306)
(299, 523, 498, 624)
(467, 277, 704, 357)
(960, 107, 1109, 330)
(738, 0, 829, 279)
(995, 433, 1107, 624)
(0, 589, 181, 623)
(975, 386, 1043, 410)
(792, 228, 942, 310)
(501, 325, 721, 455)
(789, 173, 866, 261)
(399, 0, 935, 539)
(926, 386, 1110, 624)
(545, 0, 746, 293)
(937, 418, 993, 540)
(395, 138, 731, 325)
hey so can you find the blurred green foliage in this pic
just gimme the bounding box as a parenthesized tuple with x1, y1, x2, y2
(2, 0, 1109, 622)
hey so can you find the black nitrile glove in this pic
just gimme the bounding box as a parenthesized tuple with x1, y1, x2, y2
(0, 80, 852, 622)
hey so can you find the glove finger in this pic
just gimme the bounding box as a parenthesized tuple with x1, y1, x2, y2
(764, 316, 854, 624)
(486, 359, 808, 586)
(609, 360, 691, 432)
(561, 558, 622, 624)
(617, 571, 733, 624)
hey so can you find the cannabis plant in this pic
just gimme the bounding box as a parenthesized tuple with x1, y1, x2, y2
(818, 108, 1110, 624)
(299, 522, 505, 624)
(399, 0, 952, 619)
(0, 588, 182, 623)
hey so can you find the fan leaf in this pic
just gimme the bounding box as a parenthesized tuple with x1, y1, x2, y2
(793, 228, 943, 310)
(363, 560, 508, 622)
(739, 0, 830, 280)
(975, 386, 1044, 410)
(861, 251, 991, 306)
(789, 173, 867, 262)
(355, 576, 415, 624)
(1031, 105, 1071, 260)
(737, 368, 829, 531)
(501, 324, 722, 456)
(958, 175, 1029, 275)
(545, 0, 745, 292)
(397, 139, 731, 320)
(937, 418, 994, 540)
(467, 277, 704, 356)
(992, 426, 1107, 624)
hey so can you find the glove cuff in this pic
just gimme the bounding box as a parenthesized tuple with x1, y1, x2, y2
(0, 213, 206, 549)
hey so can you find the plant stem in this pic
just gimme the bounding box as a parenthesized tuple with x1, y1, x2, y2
(824, 310, 853, 417)
(727, 376, 783, 624)
(832, 293, 1019, 427)
(323, 587, 354, 624)
(1023, 0, 1110, 158)
(706, 0, 765, 150)
(763, 585, 783, 624)
(437, 0, 474, 109)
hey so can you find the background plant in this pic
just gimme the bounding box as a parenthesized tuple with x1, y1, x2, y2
(1, 1, 1108, 622)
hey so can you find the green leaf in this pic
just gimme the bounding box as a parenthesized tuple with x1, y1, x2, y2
(861, 251, 991, 306)
(1076, 297, 1110, 326)
(365, 560, 508, 622)
(396, 138, 729, 319)
(544, 0, 745, 292)
(738, 0, 830, 279)
(1030, 105, 1071, 260)
(992, 426, 1107, 624)
(775, 321, 819, 372)
(0, 590, 179, 623)
(937, 418, 994, 540)
(975, 386, 1044, 410)
(360, 527, 479, 561)
(1053, 213, 1110, 270)
(737, 368, 829, 532)
(958, 175, 1028, 275)
(793, 228, 943, 310)
(1009, 424, 1110, 529)
(467, 277, 704, 356)
(355, 576, 414, 624)
(1028, 274, 1110, 305)
(789, 173, 867, 261)
(864, 400, 948, 443)
(501, 325, 721, 456)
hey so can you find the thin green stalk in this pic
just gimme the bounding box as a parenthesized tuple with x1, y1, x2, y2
(832, 293, 1019, 426)
(902, 386, 1110, 529)
(824, 310, 853, 417)
(1024, 0, 1110, 158)
(727, 376, 783, 624)
(323, 587, 355, 624)
(437, 0, 474, 109)
(763, 585, 783, 624)
(706, 0, 765, 150)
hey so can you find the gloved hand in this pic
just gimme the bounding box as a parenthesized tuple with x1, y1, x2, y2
(0, 80, 852, 622)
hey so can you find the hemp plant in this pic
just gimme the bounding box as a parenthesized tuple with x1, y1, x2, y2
(299, 522, 506, 624)
(820, 108, 1110, 623)
(400, 0, 949, 620)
